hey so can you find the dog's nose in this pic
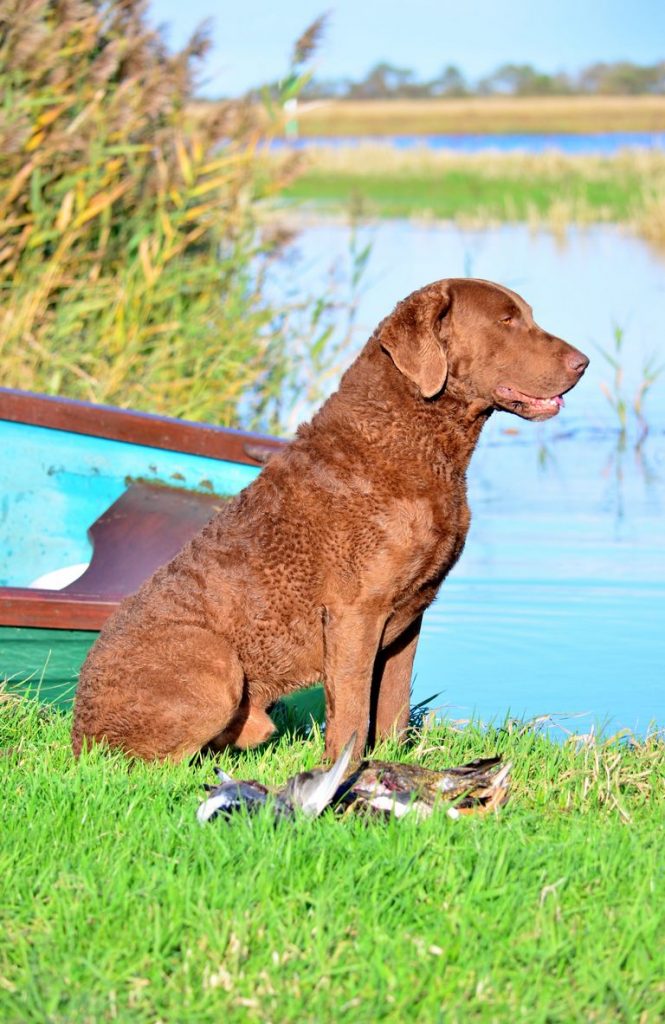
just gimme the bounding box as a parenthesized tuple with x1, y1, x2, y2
(567, 351, 589, 376)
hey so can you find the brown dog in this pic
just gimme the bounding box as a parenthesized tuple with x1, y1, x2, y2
(72, 278, 588, 762)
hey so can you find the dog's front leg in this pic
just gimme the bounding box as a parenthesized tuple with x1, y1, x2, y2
(370, 614, 422, 745)
(322, 604, 385, 761)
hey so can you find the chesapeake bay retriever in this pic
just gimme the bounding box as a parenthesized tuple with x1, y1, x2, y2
(72, 278, 588, 763)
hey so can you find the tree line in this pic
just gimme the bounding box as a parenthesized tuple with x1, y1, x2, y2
(300, 60, 665, 99)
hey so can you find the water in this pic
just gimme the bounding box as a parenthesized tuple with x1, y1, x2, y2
(284, 221, 665, 424)
(277, 131, 665, 156)
(415, 429, 665, 736)
(276, 221, 665, 735)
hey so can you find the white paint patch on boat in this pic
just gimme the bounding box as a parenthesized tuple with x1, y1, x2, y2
(29, 563, 90, 589)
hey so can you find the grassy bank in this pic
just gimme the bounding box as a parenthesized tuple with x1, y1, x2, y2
(2, 690, 664, 1022)
(291, 96, 665, 136)
(279, 147, 665, 240)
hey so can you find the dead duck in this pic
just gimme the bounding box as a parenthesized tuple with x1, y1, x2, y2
(336, 756, 511, 820)
(197, 736, 511, 823)
(196, 736, 356, 822)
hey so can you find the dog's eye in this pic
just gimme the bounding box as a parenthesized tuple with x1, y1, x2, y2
(498, 315, 514, 325)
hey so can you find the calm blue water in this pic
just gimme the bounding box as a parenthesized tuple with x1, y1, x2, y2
(274, 222, 665, 735)
(276, 131, 665, 156)
(414, 423, 665, 737)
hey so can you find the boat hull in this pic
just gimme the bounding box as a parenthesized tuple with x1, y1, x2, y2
(0, 387, 285, 705)
(1, 625, 326, 729)
(1, 626, 97, 707)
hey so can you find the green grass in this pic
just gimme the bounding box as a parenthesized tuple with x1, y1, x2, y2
(278, 148, 665, 241)
(2, 689, 664, 1022)
(284, 168, 635, 220)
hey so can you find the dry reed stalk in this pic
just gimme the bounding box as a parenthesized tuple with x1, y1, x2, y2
(0, 1, 318, 427)
(292, 94, 665, 135)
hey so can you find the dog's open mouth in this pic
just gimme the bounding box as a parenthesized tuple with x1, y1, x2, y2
(494, 385, 565, 421)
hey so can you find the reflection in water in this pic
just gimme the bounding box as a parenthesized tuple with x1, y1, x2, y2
(272, 221, 665, 732)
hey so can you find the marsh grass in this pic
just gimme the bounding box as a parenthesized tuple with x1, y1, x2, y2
(2, 688, 664, 1022)
(0, 3, 325, 430)
(278, 146, 665, 243)
(292, 95, 665, 136)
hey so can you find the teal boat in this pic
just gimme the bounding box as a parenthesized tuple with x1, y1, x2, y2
(0, 388, 283, 707)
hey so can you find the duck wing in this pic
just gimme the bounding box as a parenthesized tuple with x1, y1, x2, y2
(280, 733, 356, 817)
(335, 761, 439, 819)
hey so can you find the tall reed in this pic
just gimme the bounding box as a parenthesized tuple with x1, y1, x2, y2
(0, 1, 315, 428)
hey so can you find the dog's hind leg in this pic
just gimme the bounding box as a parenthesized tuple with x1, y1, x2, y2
(207, 703, 277, 752)
(72, 631, 246, 762)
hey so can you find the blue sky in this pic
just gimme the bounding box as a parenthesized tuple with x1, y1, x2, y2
(149, 0, 665, 97)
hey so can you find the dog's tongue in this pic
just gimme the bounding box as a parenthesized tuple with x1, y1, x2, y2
(554, 395, 565, 409)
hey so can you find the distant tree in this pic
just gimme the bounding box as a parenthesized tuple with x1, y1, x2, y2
(299, 57, 665, 100)
(478, 63, 572, 96)
(430, 64, 468, 97)
(348, 62, 425, 99)
(578, 61, 665, 95)
(300, 77, 351, 99)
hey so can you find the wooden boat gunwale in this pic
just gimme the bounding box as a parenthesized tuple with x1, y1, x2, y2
(0, 387, 284, 464)
(0, 387, 285, 630)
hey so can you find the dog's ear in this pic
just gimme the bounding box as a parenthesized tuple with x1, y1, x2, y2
(379, 281, 452, 398)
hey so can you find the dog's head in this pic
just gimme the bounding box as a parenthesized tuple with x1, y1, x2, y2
(379, 278, 588, 421)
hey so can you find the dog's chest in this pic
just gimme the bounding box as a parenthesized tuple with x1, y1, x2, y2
(377, 486, 470, 595)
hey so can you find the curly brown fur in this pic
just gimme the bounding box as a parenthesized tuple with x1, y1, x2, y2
(72, 278, 588, 762)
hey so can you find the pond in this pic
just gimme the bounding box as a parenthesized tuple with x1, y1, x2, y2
(275, 221, 665, 735)
(279, 131, 665, 156)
